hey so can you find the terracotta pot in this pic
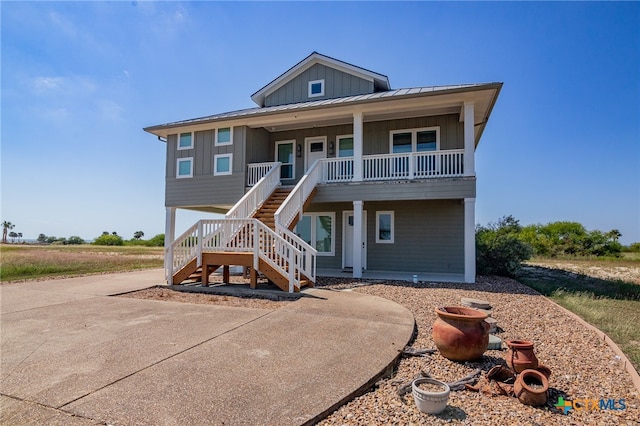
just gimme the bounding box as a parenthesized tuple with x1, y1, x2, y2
(506, 340, 538, 373)
(514, 369, 548, 406)
(433, 306, 490, 361)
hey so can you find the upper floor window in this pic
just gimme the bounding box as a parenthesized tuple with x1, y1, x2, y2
(337, 135, 354, 157)
(214, 153, 233, 176)
(390, 127, 440, 153)
(178, 132, 193, 150)
(308, 79, 325, 98)
(276, 140, 295, 180)
(215, 127, 233, 146)
(176, 157, 193, 178)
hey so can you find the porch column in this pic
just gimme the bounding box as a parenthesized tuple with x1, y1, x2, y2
(464, 198, 476, 283)
(353, 200, 364, 278)
(463, 102, 475, 176)
(164, 207, 176, 283)
(353, 111, 363, 181)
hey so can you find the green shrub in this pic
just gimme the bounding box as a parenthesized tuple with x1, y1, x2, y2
(65, 236, 85, 245)
(147, 234, 165, 247)
(476, 216, 533, 277)
(93, 234, 124, 246)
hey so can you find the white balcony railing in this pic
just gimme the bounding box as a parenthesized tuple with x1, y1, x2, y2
(247, 162, 280, 186)
(362, 149, 465, 181)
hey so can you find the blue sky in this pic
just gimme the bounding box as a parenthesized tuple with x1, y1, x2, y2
(2, 1, 639, 244)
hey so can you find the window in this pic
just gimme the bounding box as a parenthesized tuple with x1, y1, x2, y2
(276, 141, 295, 180)
(390, 127, 439, 153)
(178, 132, 193, 150)
(337, 135, 354, 157)
(294, 212, 335, 255)
(176, 157, 193, 178)
(376, 211, 394, 243)
(214, 153, 233, 176)
(215, 127, 232, 146)
(308, 79, 325, 97)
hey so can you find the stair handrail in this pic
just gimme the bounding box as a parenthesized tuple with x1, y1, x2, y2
(274, 159, 322, 283)
(254, 220, 303, 293)
(226, 162, 281, 220)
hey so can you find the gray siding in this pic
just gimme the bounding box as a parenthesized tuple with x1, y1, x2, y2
(265, 64, 374, 107)
(313, 178, 476, 203)
(165, 127, 247, 208)
(245, 127, 271, 164)
(304, 200, 464, 273)
(364, 114, 463, 154)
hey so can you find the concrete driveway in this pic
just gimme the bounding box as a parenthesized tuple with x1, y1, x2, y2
(0, 270, 414, 425)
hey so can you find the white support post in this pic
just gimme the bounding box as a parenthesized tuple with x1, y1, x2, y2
(353, 112, 363, 181)
(463, 102, 475, 176)
(164, 207, 176, 284)
(196, 220, 203, 268)
(464, 198, 476, 283)
(353, 200, 363, 278)
(253, 223, 260, 270)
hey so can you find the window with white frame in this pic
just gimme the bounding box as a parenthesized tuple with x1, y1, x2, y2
(390, 127, 439, 153)
(294, 212, 335, 255)
(337, 135, 354, 157)
(214, 153, 233, 176)
(215, 127, 233, 146)
(276, 140, 295, 180)
(308, 79, 325, 98)
(376, 211, 394, 243)
(176, 157, 193, 178)
(178, 132, 193, 150)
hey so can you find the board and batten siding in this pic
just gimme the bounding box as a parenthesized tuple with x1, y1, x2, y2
(165, 128, 246, 208)
(264, 63, 374, 107)
(304, 200, 464, 273)
(364, 114, 464, 154)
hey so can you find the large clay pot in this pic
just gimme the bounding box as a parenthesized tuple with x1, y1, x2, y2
(514, 369, 548, 406)
(433, 306, 490, 361)
(506, 340, 539, 373)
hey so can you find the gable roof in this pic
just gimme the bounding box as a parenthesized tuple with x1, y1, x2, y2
(250, 52, 391, 107)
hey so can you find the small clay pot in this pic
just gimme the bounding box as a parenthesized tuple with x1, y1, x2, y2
(514, 369, 548, 406)
(433, 307, 490, 362)
(535, 364, 552, 379)
(506, 340, 538, 373)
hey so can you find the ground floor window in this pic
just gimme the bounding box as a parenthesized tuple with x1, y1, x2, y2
(376, 211, 394, 243)
(214, 153, 233, 176)
(295, 212, 335, 255)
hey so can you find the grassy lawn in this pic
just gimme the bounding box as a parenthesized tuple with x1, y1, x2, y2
(0, 244, 164, 282)
(517, 256, 640, 372)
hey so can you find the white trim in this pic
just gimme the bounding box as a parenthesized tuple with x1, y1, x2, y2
(213, 153, 233, 176)
(353, 112, 363, 181)
(176, 157, 193, 178)
(342, 210, 367, 270)
(304, 136, 327, 170)
(308, 79, 325, 98)
(375, 211, 394, 244)
(296, 212, 335, 256)
(336, 134, 354, 158)
(390, 126, 440, 153)
(215, 127, 233, 146)
(177, 132, 193, 150)
(275, 140, 296, 180)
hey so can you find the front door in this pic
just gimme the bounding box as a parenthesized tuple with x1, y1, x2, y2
(305, 137, 327, 171)
(343, 211, 367, 270)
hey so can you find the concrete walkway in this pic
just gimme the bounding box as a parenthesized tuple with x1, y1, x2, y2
(0, 270, 414, 425)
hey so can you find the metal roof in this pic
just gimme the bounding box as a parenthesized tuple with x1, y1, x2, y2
(144, 83, 499, 133)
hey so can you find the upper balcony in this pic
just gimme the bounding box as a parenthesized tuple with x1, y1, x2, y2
(247, 149, 465, 186)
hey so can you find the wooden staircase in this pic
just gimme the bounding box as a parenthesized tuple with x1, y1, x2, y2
(252, 187, 291, 229)
(170, 187, 314, 292)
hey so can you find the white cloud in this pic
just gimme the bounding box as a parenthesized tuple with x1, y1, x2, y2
(30, 75, 97, 97)
(48, 11, 78, 39)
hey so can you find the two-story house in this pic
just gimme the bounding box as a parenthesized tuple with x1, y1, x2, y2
(144, 52, 502, 292)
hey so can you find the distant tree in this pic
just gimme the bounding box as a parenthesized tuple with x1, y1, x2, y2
(112, 231, 118, 236)
(46, 236, 57, 244)
(2, 221, 15, 244)
(17, 232, 23, 243)
(66, 236, 85, 245)
(9, 231, 18, 243)
(37, 234, 47, 243)
(628, 242, 640, 253)
(93, 234, 123, 246)
(133, 231, 144, 240)
(607, 229, 622, 242)
(148, 234, 165, 247)
(102, 231, 109, 236)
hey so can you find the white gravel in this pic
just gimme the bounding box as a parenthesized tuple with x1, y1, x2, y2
(316, 275, 640, 426)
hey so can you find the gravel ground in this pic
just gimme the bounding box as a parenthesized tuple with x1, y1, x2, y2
(315, 276, 640, 426)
